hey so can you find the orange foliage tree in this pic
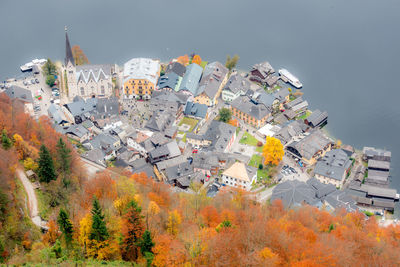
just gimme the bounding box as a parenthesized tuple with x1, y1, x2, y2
(192, 55, 202, 65)
(176, 55, 189, 66)
(72, 45, 90, 66)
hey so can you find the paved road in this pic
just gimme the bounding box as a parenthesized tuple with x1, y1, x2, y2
(16, 169, 48, 230)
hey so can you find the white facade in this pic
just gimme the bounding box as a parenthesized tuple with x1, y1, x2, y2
(65, 64, 113, 100)
(221, 88, 245, 102)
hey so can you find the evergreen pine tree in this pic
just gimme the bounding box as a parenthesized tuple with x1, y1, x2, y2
(38, 145, 56, 183)
(57, 208, 74, 246)
(1, 129, 12, 150)
(89, 197, 109, 242)
(139, 230, 154, 256)
(56, 138, 71, 186)
(122, 200, 144, 261)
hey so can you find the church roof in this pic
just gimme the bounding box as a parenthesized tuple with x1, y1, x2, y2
(65, 27, 75, 66)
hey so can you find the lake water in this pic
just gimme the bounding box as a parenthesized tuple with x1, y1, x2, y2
(1, 0, 400, 210)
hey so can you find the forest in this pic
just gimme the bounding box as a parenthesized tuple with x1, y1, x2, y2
(0, 93, 400, 266)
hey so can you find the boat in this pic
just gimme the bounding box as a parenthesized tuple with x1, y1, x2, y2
(278, 68, 302, 88)
(20, 58, 47, 72)
(20, 62, 33, 72)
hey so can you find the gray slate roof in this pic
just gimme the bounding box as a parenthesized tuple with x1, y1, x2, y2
(314, 149, 352, 181)
(196, 62, 228, 98)
(166, 62, 186, 77)
(48, 104, 67, 124)
(271, 180, 321, 208)
(178, 63, 203, 95)
(305, 109, 328, 127)
(187, 120, 236, 152)
(231, 95, 271, 120)
(5, 86, 33, 103)
(287, 129, 332, 161)
(223, 74, 250, 94)
(158, 72, 180, 90)
(184, 102, 208, 119)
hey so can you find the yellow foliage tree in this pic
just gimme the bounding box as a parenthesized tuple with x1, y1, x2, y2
(79, 213, 92, 256)
(148, 201, 160, 216)
(262, 137, 284, 166)
(167, 210, 182, 236)
(23, 157, 38, 172)
(336, 139, 342, 148)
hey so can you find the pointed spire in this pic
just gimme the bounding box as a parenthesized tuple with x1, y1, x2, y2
(65, 26, 75, 66)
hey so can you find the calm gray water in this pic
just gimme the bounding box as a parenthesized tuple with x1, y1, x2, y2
(1, 0, 399, 200)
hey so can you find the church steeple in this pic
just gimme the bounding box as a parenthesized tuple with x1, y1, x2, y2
(65, 26, 75, 66)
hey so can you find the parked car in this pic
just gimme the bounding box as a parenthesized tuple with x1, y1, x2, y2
(52, 87, 59, 91)
(35, 78, 39, 83)
(31, 79, 36, 84)
(192, 149, 198, 154)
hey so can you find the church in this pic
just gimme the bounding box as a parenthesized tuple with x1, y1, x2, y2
(64, 28, 115, 100)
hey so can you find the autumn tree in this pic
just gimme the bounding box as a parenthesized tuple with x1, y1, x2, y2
(1, 129, 12, 149)
(167, 210, 182, 236)
(176, 55, 189, 66)
(42, 220, 60, 246)
(262, 136, 284, 165)
(225, 54, 239, 71)
(71, 45, 90, 66)
(57, 208, 74, 247)
(218, 108, 232, 123)
(38, 144, 56, 183)
(122, 200, 144, 261)
(192, 55, 202, 65)
(79, 213, 92, 256)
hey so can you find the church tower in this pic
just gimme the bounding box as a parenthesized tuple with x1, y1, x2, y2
(64, 26, 77, 98)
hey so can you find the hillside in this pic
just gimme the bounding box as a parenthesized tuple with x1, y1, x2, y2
(1, 93, 400, 266)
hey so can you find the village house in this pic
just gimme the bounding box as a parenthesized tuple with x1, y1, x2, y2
(286, 129, 333, 166)
(314, 149, 353, 188)
(4, 85, 34, 114)
(363, 147, 391, 162)
(165, 61, 186, 77)
(47, 104, 69, 126)
(64, 124, 90, 143)
(248, 61, 275, 84)
(177, 63, 203, 96)
(230, 93, 272, 129)
(157, 72, 182, 91)
(305, 109, 328, 128)
(194, 62, 229, 106)
(348, 183, 399, 212)
(221, 73, 251, 102)
(186, 120, 236, 153)
(83, 132, 121, 161)
(148, 140, 181, 164)
(184, 102, 208, 120)
(271, 178, 358, 212)
(221, 161, 257, 191)
(123, 58, 160, 99)
(273, 120, 308, 145)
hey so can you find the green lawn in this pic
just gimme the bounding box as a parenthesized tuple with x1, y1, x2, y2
(256, 146, 263, 153)
(179, 117, 198, 132)
(239, 132, 259, 146)
(200, 61, 208, 69)
(36, 189, 51, 221)
(298, 110, 312, 120)
(249, 154, 263, 168)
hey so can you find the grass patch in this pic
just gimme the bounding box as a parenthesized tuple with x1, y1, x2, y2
(179, 117, 198, 132)
(182, 133, 187, 143)
(298, 110, 312, 120)
(36, 189, 51, 221)
(200, 61, 208, 69)
(256, 146, 263, 153)
(249, 154, 263, 168)
(257, 168, 269, 180)
(239, 132, 258, 146)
